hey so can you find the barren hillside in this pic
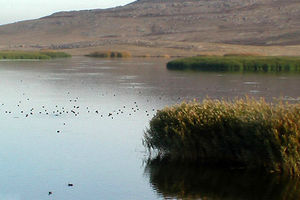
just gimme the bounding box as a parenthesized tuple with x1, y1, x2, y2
(0, 0, 300, 53)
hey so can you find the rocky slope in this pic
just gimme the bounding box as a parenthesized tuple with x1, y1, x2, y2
(0, 0, 300, 50)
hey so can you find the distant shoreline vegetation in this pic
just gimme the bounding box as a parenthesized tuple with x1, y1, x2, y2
(144, 97, 300, 176)
(167, 55, 300, 72)
(85, 51, 132, 58)
(0, 51, 71, 60)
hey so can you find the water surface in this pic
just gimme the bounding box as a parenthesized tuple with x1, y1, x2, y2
(0, 57, 299, 200)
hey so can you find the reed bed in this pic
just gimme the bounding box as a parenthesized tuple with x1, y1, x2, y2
(85, 51, 131, 58)
(144, 97, 300, 176)
(166, 55, 300, 72)
(0, 51, 71, 59)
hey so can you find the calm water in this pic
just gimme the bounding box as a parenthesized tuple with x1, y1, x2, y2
(0, 57, 299, 200)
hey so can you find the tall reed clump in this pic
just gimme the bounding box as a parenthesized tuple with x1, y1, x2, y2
(0, 51, 71, 59)
(144, 97, 300, 176)
(85, 51, 131, 58)
(166, 55, 300, 72)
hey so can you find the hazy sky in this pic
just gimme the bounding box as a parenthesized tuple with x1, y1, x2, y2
(0, 0, 136, 25)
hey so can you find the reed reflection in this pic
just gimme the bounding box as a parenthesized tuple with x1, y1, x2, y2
(144, 157, 300, 200)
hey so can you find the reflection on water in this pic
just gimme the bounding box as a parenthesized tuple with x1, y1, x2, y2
(145, 158, 300, 200)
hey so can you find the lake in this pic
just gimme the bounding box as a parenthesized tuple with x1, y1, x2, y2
(0, 57, 300, 200)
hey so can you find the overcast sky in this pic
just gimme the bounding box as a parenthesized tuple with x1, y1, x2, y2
(0, 0, 136, 25)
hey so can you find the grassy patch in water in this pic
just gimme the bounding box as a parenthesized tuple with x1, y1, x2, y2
(166, 55, 300, 72)
(85, 51, 131, 58)
(144, 97, 300, 176)
(38, 51, 71, 59)
(0, 51, 71, 60)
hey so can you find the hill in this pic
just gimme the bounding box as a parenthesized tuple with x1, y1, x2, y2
(0, 0, 300, 56)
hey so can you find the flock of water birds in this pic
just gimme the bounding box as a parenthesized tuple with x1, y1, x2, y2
(0, 91, 161, 129)
(0, 90, 167, 197)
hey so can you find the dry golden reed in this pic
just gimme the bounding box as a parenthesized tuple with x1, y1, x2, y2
(144, 97, 300, 176)
(86, 51, 131, 58)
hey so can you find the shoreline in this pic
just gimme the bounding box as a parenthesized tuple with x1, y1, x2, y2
(1, 42, 300, 58)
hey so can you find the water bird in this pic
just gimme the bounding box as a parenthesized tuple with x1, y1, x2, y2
(48, 192, 52, 195)
(68, 183, 73, 187)
(108, 113, 112, 116)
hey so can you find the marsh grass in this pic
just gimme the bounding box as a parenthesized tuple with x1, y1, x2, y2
(85, 51, 131, 58)
(167, 55, 300, 72)
(39, 51, 71, 58)
(144, 97, 300, 176)
(0, 51, 71, 59)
